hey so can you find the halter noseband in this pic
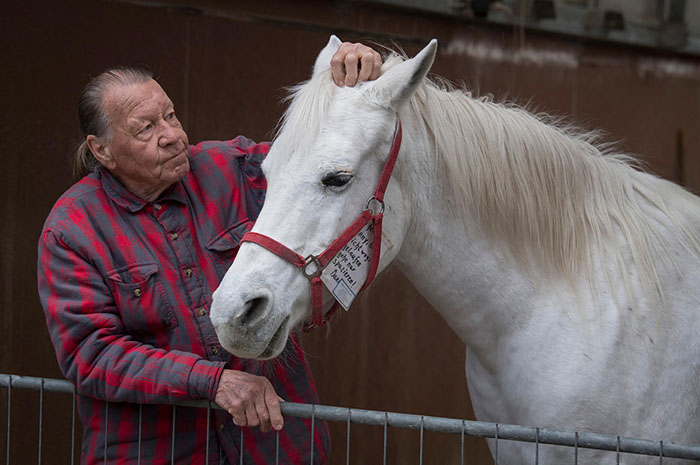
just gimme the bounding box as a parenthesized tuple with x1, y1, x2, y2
(241, 118, 403, 331)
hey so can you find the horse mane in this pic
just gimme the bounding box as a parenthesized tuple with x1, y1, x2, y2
(393, 54, 700, 304)
(277, 53, 700, 306)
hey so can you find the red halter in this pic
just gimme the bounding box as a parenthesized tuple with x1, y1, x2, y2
(240, 119, 403, 331)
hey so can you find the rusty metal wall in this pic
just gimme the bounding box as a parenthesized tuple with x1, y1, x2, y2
(1, 0, 699, 463)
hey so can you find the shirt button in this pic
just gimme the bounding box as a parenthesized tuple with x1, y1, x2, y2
(170, 232, 179, 240)
(185, 268, 193, 278)
(211, 345, 219, 355)
(153, 204, 162, 211)
(219, 423, 225, 431)
(133, 288, 142, 297)
(197, 307, 207, 316)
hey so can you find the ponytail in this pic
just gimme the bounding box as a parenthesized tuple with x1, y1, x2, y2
(72, 140, 99, 180)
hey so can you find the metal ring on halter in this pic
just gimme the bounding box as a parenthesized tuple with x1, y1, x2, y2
(302, 254, 324, 280)
(366, 196, 385, 215)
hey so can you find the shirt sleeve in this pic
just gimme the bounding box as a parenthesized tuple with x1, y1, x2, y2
(230, 136, 269, 219)
(37, 229, 226, 404)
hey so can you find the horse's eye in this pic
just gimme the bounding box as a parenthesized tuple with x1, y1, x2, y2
(322, 172, 353, 188)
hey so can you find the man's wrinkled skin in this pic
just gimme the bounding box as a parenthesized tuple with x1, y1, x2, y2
(215, 370, 284, 432)
(86, 42, 382, 432)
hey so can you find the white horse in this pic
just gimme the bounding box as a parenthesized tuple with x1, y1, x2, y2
(211, 36, 700, 464)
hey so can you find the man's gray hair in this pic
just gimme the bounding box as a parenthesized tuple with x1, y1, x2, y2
(73, 66, 153, 179)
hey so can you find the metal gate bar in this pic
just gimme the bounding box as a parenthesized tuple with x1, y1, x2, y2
(3, 374, 700, 462)
(281, 403, 700, 461)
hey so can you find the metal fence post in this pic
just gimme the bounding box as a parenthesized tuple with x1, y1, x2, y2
(71, 388, 76, 465)
(240, 425, 244, 464)
(275, 430, 280, 465)
(103, 400, 108, 465)
(345, 408, 351, 465)
(461, 420, 466, 465)
(495, 423, 499, 465)
(5, 375, 11, 465)
(137, 404, 143, 465)
(38, 378, 43, 465)
(383, 412, 388, 465)
(205, 401, 210, 465)
(419, 416, 425, 465)
(309, 405, 315, 465)
(171, 405, 176, 465)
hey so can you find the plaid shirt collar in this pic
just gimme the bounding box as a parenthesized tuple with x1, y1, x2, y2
(100, 165, 188, 213)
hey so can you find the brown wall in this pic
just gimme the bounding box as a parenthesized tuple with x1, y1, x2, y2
(2, 1, 699, 464)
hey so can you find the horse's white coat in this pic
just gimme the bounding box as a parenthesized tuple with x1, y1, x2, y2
(210, 36, 700, 463)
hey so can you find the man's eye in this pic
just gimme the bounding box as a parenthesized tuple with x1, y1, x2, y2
(140, 124, 153, 134)
(322, 172, 353, 187)
(166, 112, 175, 120)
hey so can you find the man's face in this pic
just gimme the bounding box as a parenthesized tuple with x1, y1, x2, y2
(100, 79, 189, 201)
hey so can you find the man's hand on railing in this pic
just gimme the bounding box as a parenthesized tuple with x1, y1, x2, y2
(215, 369, 285, 432)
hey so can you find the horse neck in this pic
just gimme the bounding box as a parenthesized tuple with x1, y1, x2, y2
(393, 115, 540, 356)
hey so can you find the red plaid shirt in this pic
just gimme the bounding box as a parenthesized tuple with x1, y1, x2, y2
(37, 137, 329, 465)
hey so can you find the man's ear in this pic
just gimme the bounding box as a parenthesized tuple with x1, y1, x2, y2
(364, 39, 438, 110)
(312, 35, 343, 78)
(86, 135, 116, 170)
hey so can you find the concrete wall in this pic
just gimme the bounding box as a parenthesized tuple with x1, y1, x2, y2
(2, 1, 699, 463)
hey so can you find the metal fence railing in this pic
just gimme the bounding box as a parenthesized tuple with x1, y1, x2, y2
(2, 373, 700, 464)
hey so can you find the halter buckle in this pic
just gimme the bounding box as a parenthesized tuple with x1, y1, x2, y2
(302, 254, 324, 280)
(366, 196, 385, 215)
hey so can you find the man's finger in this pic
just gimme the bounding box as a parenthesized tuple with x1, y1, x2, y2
(231, 410, 247, 427)
(244, 401, 261, 428)
(254, 395, 273, 432)
(266, 389, 284, 431)
(227, 398, 247, 427)
(330, 49, 347, 87)
(370, 55, 382, 80)
(344, 52, 360, 87)
(358, 53, 374, 82)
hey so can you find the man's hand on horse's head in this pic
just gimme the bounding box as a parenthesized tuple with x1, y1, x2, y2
(331, 42, 383, 87)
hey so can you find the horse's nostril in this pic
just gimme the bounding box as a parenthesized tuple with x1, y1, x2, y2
(239, 296, 269, 327)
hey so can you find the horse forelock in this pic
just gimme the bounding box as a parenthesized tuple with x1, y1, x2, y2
(273, 53, 408, 159)
(403, 75, 700, 306)
(272, 70, 339, 161)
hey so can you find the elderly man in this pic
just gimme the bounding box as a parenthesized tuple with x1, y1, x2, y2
(38, 42, 382, 465)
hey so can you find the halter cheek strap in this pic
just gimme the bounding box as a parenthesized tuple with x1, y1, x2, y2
(241, 119, 403, 331)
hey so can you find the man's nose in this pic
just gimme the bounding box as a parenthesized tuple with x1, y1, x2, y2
(158, 121, 179, 146)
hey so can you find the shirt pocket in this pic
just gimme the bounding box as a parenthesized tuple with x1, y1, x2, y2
(106, 263, 178, 337)
(206, 218, 254, 278)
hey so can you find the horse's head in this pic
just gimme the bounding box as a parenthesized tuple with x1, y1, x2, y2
(210, 36, 437, 359)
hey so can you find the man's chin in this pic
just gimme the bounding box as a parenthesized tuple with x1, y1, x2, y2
(170, 153, 190, 180)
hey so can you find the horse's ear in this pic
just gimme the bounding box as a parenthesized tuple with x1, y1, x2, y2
(313, 35, 343, 77)
(365, 39, 437, 109)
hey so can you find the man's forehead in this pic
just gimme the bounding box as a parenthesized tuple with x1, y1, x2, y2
(104, 80, 172, 121)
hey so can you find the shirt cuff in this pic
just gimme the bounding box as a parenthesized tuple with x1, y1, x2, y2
(187, 359, 227, 400)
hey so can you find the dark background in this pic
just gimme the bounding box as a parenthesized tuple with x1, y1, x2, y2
(2, 1, 699, 463)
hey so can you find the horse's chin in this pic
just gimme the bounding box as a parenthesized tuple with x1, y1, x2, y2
(216, 316, 291, 361)
(257, 316, 291, 360)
